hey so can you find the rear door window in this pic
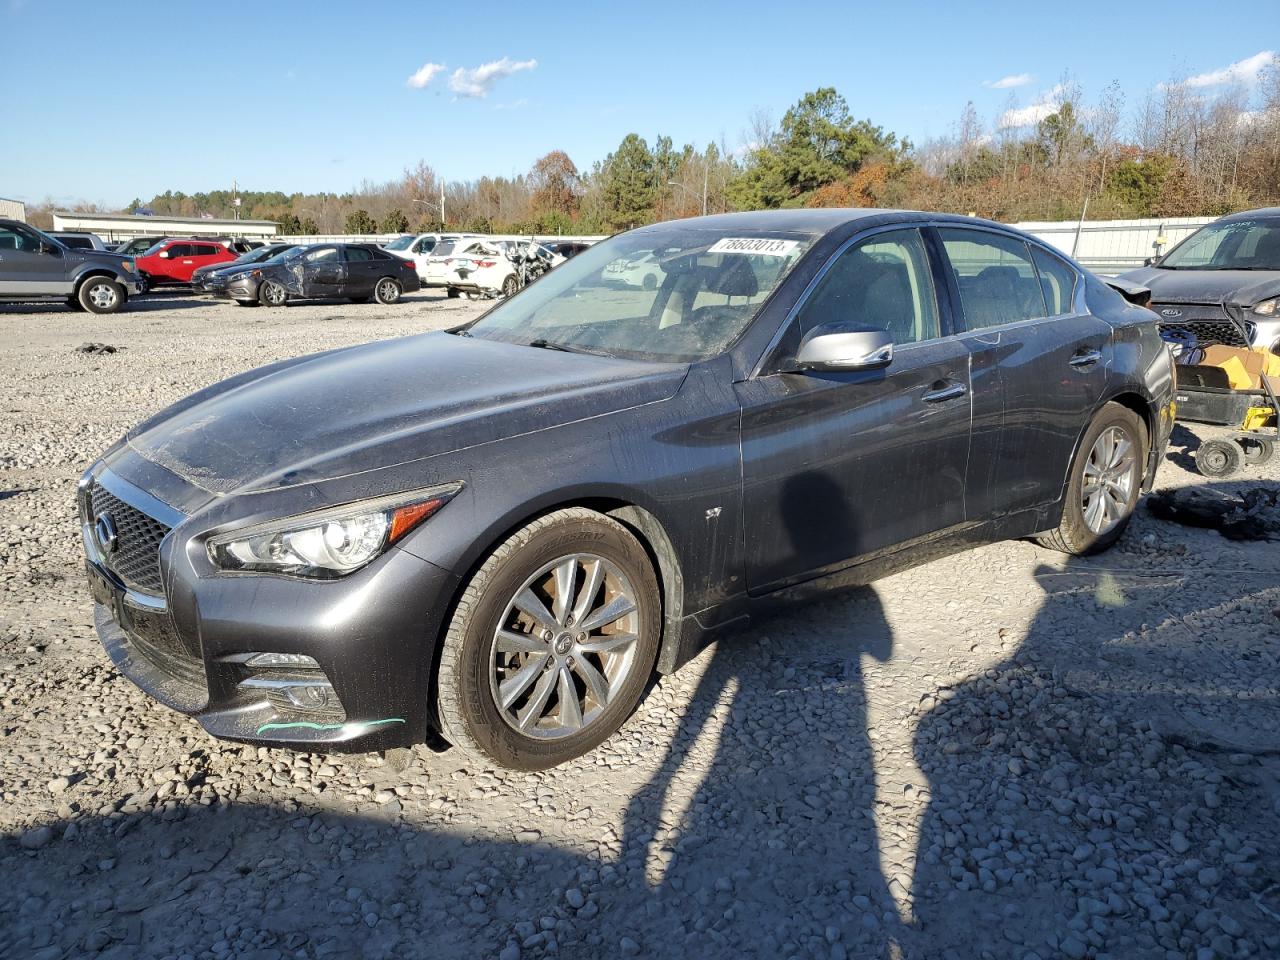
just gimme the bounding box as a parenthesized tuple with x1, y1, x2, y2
(345, 247, 373, 262)
(167, 243, 193, 258)
(938, 228, 1048, 331)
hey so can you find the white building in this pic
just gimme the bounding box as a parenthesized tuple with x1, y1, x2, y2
(50, 211, 278, 241)
(0, 197, 27, 222)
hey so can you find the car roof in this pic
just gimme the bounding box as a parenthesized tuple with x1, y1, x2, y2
(1218, 207, 1280, 223)
(628, 208, 1008, 237)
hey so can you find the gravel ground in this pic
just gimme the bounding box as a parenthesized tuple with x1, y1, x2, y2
(2, 291, 1279, 960)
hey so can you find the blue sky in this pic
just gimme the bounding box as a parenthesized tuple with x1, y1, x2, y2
(2, 0, 1276, 207)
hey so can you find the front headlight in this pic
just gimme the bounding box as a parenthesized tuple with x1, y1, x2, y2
(207, 483, 461, 578)
(1253, 296, 1279, 317)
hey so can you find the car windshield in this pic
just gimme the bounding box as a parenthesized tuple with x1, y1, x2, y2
(383, 236, 416, 251)
(1160, 218, 1280, 270)
(464, 226, 812, 362)
(263, 245, 302, 263)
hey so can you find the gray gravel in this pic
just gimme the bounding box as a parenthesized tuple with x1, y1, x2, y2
(2, 291, 1279, 959)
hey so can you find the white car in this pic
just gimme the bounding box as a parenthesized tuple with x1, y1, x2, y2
(446, 239, 563, 299)
(602, 249, 665, 290)
(419, 235, 484, 293)
(382, 233, 460, 283)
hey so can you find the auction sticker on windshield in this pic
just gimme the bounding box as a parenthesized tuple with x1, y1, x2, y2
(708, 237, 800, 257)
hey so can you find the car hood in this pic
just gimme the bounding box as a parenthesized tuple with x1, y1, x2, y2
(126, 332, 687, 494)
(1119, 267, 1280, 307)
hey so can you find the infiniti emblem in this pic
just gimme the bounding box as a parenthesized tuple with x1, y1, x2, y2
(94, 513, 119, 554)
(1160, 308, 1183, 318)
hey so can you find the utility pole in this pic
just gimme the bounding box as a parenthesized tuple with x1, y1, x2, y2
(233, 179, 240, 221)
(441, 181, 446, 228)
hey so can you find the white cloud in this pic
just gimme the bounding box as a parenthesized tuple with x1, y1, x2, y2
(1184, 50, 1275, 88)
(998, 83, 1066, 129)
(984, 73, 1033, 90)
(406, 62, 446, 89)
(448, 57, 537, 98)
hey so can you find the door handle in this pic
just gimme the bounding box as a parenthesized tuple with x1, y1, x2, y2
(922, 382, 967, 403)
(1069, 349, 1102, 368)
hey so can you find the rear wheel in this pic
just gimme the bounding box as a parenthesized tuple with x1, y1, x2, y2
(446, 287, 461, 299)
(374, 278, 402, 305)
(78, 277, 125, 314)
(1197, 438, 1242, 478)
(501, 274, 519, 298)
(259, 280, 287, 307)
(436, 508, 661, 770)
(1038, 402, 1146, 555)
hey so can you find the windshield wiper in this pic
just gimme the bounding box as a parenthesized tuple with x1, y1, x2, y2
(525, 338, 610, 357)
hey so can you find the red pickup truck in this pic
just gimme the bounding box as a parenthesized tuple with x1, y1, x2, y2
(135, 239, 238, 285)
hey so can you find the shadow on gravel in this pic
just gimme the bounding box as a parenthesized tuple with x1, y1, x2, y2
(910, 544, 1280, 958)
(1, 803, 603, 960)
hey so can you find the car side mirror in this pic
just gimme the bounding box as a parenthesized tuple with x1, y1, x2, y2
(39, 241, 61, 256)
(158, 251, 169, 259)
(787, 323, 894, 373)
(1144, 256, 1159, 267)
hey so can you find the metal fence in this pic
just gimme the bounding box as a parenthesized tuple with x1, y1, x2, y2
(1010, 216, 1217, 275)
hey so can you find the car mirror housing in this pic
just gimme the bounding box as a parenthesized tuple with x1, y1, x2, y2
(788, 323, 894, 373)
(158, 251, 170, 259)
(39, 241, 61, 256)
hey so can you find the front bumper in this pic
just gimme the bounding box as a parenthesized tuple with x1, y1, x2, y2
(121, 275, 147, 296)
(83, 467, 460, 751)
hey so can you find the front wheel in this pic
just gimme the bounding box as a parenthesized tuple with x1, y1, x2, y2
(374, 278, 402, 304)
(436, 508, 661, 770)
(78, 278, 125, 314)
(1038, 402, 1147, 556)
(259, 280, 288, 307)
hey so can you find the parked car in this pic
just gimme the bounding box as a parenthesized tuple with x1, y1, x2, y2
(383, 233, 462, 283)
(446, 239, 563, 299)
(420, 236, 482, 294)
(192, 243, 300, 289)
(135, 239, 239, 286)
(0, 219, 146, 313)
(79, 209, 1173, 770)
(210, 243, 419, 306)
(1120, 207, 1280, 355)
(48, 231, 107, 251)
(546, 240, 593, 259)
(113, 236, 170, 257)
(602, 248, 665, 290)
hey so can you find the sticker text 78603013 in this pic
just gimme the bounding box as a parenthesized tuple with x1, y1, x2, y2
(707, 237, 800, 257)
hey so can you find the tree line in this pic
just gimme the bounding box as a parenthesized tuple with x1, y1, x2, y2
(30, 60, 1280, 234)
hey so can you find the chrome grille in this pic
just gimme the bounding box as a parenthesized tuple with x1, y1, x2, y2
(88, 483, 170, 594)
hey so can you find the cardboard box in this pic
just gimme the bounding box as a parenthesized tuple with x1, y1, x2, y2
(1201, 345, 1280, 390)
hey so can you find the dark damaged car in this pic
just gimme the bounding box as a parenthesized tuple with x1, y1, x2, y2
(81, 210, 1174, 770)
(210, 242, 419, 306)
(1120, 207, 1280, 355)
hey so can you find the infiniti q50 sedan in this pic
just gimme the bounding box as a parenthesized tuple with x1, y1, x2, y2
(80, 209, 1174, 770)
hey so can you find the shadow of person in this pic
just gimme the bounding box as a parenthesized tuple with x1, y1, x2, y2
(909, 530, 1280, 958)
(618, 471, 907, 957)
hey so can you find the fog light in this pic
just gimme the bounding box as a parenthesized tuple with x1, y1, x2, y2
(284, 683, 334, 710)
(244, 652, 319, 669)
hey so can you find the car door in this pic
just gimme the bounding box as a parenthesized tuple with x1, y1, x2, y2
(0, 223, 71, 295)
(736, 226, 974, 593)
(298, 246, 345, 298)
(342, 246, 379, 296)
(185, 243, 224, 281)
(935, 226, 1112, 519)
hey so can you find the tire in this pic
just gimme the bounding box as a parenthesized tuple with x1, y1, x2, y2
(642, 273, 658, 291)
(1240, 436, 1275, 466)
(374, 277, 402, 305)
(436, 508, 662, 771)
(1196, 438, 1242, 478)
(1037, 402, 1147, 556)
(259, 280, 288, 307)
(78, 277, 125, 314)
(447, 287, 461, 299)
(501, 274, 519, 298)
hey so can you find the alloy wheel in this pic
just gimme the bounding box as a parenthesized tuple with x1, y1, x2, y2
(488, 553, 641, 740)
(1081, 424, 1136, 534)
(377, 279, 400, 303)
